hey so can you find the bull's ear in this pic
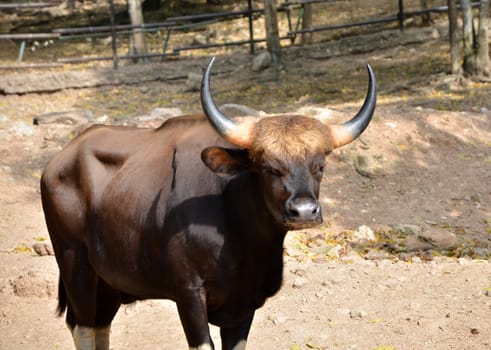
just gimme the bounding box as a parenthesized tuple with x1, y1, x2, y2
(201, 147, 251, 177)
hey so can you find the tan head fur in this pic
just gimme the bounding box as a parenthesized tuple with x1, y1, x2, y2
(249, 115, 333, 162)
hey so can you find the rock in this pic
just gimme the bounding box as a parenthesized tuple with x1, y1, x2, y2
(290, 268, 307, 277)
(336, 308, 351, 317)
(326, 244, 343, 258)
(252, 51, 271, 72)
(404, 235, 433, 252)
(33, 109, 93, 125)
(191, 33, 207, 46)
(431, 28, 440, 39)
(353, 225, 376, 241)
(418, 229, 458, 249)
(1, 165, 12, 173)
(349, 310, 368, 319)
(219, 104, 260, 117)
(470, 327, 480, 335)
(9, 121, 36, 136)
(33, 243, 54, 256)
(364, 249, 389, 260)
(268, 315, 288, 325)
(186, 72, 202, 92)
(95, 115, 109, 124)
(354, 155, 376, 178)
(292, 277, 309, 289)
(393, 224, 421, 236)
(295, 106, 339, 122)
(149, 107, 183, 119)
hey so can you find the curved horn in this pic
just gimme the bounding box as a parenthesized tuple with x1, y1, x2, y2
(201, 57, 253, 148)
(328, 64, 377, 149)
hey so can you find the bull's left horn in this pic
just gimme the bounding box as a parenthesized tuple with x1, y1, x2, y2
(201, 57, 253, 148)
(328, 64, 377, 149)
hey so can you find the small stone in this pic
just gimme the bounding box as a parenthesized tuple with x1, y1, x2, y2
(32, 243, 54, 256)
(33, 109, 93, 125)
(393, 224, 421, 236)
(326, 244, 342, 258)
(252, 51, 271, 72)
(95, 115, 108, 123)
(470, 328, 480, 335)
(404, 235, 433, 252)
(354, 155, 376, 178)
(9, 121, 36, 136)
(149, 107, 182, 119)
(353, 225, 376, 241)
(349, 310, 368, 319)
(291, 268, 307, 277)
(292, 277, 308, 289)
(219, 104, 260, 117)
(191, 33, 207, 46)
(431, 29, 440, 39)
(418, 229, 458, 249)
(267, 314, 287, 325)
(185, 72, 202, 92)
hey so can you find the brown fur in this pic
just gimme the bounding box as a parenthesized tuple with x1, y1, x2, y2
(249, 115, 332, 162)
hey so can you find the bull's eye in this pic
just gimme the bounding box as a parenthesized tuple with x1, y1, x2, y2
(312, 163, 325, 177)
(264, 167, 283, 177)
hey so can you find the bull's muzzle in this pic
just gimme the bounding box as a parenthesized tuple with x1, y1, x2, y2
(285, 197, 323, 229)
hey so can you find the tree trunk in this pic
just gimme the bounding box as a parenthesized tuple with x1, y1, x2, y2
(301, 4, 313, 45)
(448, 0, 462, 74)
(263, 0, 282, 69)
(461, 0, 475, 74)
(128, 0, 148, 63)
(476, 0, 490, 76)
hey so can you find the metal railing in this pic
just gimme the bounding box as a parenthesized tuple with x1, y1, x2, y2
(0, 1, 481, 70)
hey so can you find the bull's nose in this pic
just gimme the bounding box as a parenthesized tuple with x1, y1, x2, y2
(287, 197, 321, 221)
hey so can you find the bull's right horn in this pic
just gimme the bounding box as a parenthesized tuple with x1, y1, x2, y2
(327, 64, 377, 149)
(201, 57, 254, 148)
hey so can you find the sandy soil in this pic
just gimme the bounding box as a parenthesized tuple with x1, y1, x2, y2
(1, 17, 491, 350)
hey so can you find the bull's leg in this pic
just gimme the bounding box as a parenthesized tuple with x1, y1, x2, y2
(220, 313, 254, 350)
(176, 288, 214, 350)
(71, 326, 96, 349)
(59, 248, 99, 350)
(69, 325, 110, 350)
(93, 279, 121, 350)
(94, 326, 111, 350)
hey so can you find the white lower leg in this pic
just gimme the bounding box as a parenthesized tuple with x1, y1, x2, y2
(72, 325, 96, 350)
(95, 326, 111, 350)
(232, 340, 247, 350)
(189, 344, 214, 350)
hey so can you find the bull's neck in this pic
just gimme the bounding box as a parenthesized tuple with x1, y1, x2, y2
(224, 172, 287, 242)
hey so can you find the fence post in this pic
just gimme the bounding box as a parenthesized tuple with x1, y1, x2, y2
(248, 0, 255, 54)
(398, 0, 404, 32)
(109, 0, 119, 69)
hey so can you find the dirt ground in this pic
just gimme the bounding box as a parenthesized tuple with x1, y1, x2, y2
(1, 12, 491, 350)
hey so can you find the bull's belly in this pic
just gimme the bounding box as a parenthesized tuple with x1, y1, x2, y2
(87, 245, 177, 300)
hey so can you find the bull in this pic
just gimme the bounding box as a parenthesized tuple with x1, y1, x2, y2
(40, 57, 376, 350)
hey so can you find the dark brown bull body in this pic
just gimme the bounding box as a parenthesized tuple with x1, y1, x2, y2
(41, 58, 376, 350)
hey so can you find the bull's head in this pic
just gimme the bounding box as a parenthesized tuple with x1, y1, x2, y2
(201, 57, 376, 230)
